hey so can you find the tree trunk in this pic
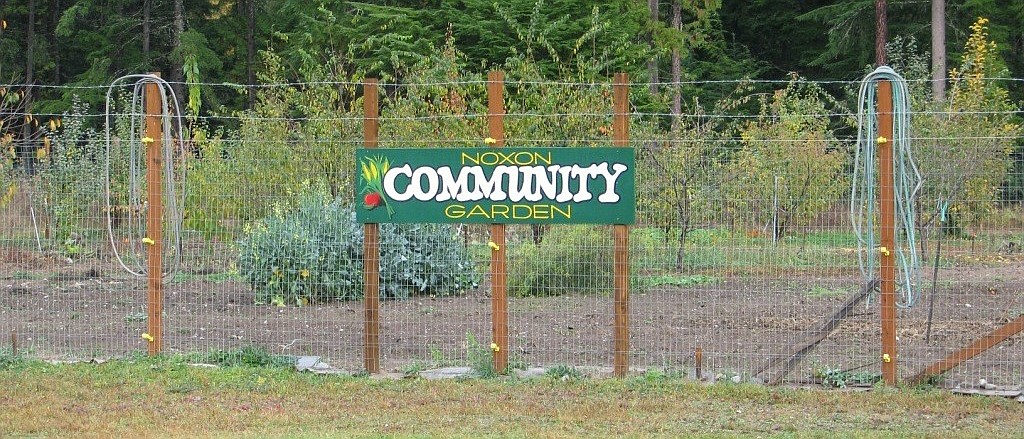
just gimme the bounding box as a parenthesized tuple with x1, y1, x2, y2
(531, 224, 546, 245)
(916, 196, 929, 257)
(143, 0, 151, 61)
(670, 0, 681, 132)
(777, 166, 815, 241)
(647, 0, 658, 94)
(930, 0, 945, 102)
(21, 0, 36, 174)
(24, 0, 34, 99)
(52, 0, 61, 83)
(675, 188, 691, 271)
(247, 0, 257, 109)
(170, 0, 185, 111)
(675, 220, 689, 271)
(875, 0, 887, 66)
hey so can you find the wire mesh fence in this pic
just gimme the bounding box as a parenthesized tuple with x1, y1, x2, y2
(1, 76, 1022, 388)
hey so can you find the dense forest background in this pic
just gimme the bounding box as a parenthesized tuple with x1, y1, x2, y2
(1, 1, 1022, 245)
(2, 0, 1023, 113)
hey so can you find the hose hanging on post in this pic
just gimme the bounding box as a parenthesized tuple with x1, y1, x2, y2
(104, 74, 187, 279)
(850, 66, 923, 308)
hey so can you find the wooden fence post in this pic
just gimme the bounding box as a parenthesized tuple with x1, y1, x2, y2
(363, 79, 381, 374)
(878, 80, 898, 385)
(612, 73, 630, 377)
(144, 73, 164, 356)
(488, 70, 509, 373)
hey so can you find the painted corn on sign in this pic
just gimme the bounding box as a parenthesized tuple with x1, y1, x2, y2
(356, 147, 635, 224)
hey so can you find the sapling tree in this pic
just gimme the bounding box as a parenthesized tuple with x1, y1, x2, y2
(908, 18, 1021, 236)
(637, 97, 723, 270)
(721, 78, 848, 240)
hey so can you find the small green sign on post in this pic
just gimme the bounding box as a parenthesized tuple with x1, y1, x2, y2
(356, 147, 635, 224)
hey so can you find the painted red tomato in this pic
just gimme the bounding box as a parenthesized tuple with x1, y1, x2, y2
(364, 192, 383, 209)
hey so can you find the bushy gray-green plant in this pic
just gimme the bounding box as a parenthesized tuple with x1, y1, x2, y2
(378, 222, 480, 298)
(546, 364, 584, 380)
(238, 189, 479, 305)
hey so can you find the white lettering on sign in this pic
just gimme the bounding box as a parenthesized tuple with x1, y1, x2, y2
(382, 162, 628, 204)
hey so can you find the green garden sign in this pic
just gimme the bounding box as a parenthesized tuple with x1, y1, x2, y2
(356, 147, 635, 224)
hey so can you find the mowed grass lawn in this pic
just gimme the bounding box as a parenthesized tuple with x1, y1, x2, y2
(1, 356, 1022, 438)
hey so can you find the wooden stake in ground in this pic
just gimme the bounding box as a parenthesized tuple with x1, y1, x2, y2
(144, 73, 164, 356)
(487, 70, 509, 373)
(907, 314, 1024, 386)
(363, 79, 381, 374)
(695, 346, 703, 380)
(754, 280, 879, 385)
(612, 73, 630, 377)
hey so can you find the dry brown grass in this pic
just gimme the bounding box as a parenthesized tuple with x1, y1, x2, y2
(1, 357, 1022, 438)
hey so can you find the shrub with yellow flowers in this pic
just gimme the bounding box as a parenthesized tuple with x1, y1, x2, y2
(894, 18, 1022, 235)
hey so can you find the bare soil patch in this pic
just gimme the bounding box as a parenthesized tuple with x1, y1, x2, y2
(2, 253, 1022, 386)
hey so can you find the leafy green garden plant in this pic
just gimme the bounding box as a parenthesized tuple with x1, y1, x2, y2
(238, 187, 479, 305)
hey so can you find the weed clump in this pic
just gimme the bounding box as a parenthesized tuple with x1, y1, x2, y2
(508, 225, 656, 297)
(189, 346, 294, 368)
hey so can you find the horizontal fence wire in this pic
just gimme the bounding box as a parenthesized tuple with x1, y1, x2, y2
(6, 76, 1024, 90)
(1, 78, 1022, 388)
